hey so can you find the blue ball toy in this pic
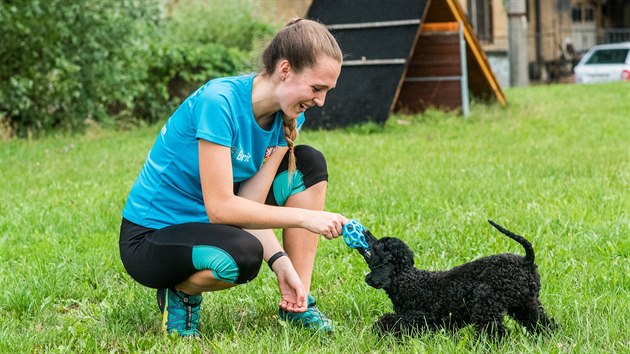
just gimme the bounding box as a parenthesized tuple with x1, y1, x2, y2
(342, 219, 369, 250)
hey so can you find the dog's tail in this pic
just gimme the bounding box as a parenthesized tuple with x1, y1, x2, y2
(488, 219, 535, 264)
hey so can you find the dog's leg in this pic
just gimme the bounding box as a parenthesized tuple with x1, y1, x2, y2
(471, 285, 507, 338)
(375, 313, 404, 336)
(475, 320, 507, 339)
(375, 312, 429, 337)
(472, 306, 507, 339)
(509, 300, 558, 333)
(535, 305, 559, 331)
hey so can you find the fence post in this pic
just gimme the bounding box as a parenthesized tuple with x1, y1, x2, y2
(459, 21, 470, 118)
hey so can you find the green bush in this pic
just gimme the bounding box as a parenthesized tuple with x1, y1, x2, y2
(130, 43, 252, 125)
(0, 0, 276, 137)
(131, 1, 276, 124)
(164, 0, 274, 53)
(0, 0, 163, 137)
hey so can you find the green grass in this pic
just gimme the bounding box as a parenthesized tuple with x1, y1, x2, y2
(1, 82, 628, 353)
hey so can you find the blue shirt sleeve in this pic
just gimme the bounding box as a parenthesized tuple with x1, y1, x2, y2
(191, 89, 235, 147)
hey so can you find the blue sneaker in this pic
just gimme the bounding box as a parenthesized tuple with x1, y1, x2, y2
(156, 288, 203, 337)
(278, 294, 332, 332)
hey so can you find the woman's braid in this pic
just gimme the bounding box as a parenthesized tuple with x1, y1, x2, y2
(282, 113, 298, 180)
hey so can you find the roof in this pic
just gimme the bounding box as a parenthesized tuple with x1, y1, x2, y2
(587, 42, 630, 50)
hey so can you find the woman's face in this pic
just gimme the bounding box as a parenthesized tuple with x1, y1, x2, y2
(277, 55, 341, 119)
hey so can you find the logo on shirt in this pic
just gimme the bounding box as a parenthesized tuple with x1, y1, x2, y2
(264, 146, 277, 160)
(231, 146, 251, 163)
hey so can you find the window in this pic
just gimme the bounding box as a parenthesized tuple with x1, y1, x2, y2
(585, 49, 629, 64)
(467, 0, 493, 43)
(572, 3, 595, 23)
(572, 7, 582, 22)
(584, 5, 594, 21)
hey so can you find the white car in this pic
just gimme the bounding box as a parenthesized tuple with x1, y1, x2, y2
(573, 42, 630, 83)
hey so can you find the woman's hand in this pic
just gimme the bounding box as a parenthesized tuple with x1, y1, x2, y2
(271, 256, 308, 313)
(302, 210, 349, 240)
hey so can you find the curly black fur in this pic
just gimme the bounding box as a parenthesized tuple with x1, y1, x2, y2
(360, 220, 558, 338)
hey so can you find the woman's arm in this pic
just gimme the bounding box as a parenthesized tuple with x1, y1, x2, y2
(199, 139, 346, 238)
(199, 140, 330, 313)
(244, 228, 307, 312)
(237, 145, 288, 203)
(198, 139, 302, 228)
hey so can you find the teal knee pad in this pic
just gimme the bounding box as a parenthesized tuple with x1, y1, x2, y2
(272, 170, 306, 206)
(192, 246, 239, 284)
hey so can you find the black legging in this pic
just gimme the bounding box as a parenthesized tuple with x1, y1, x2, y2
(119, 145, 328, 289)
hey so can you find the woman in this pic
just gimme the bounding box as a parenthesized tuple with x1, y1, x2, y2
(119, 18, 348, 337)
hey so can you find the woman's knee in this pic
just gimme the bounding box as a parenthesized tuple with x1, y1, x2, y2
(233, 232, 264, 283)
(294, 145, 328, 183)
(190, 226, 263, 284)
(266, 145, 329, 206)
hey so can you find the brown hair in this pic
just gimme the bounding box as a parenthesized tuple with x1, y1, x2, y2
(261, 18, 342, 176)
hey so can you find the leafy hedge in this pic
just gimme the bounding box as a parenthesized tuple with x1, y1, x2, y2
(0, 0, 275, 137)
(132, 1, 274, 125)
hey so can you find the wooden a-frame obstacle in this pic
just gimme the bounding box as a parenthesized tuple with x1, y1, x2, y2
(305, 0, 506, 128)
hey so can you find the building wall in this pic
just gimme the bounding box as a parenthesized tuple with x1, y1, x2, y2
(490, 0, 508, 50)
(263, 0, 626, 84)
(459, 0, 510, 87)
(536, 0, 556, 62)
(459, 0, 508, 51)
(262, 0, 313, 22)
(460, 0, 614, 82)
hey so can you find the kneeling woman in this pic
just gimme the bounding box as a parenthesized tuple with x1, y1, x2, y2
(119, 18, 348, 337)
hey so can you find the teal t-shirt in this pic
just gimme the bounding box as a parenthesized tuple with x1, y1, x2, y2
(122, 74, 305, 229)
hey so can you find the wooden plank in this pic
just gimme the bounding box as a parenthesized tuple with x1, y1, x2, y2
(395, 81, 462, 113)
(406, 32, 461, 77)
(409, 45, 460, 57)
(421, 21, 459, 33)
(406, 64, 462, 77)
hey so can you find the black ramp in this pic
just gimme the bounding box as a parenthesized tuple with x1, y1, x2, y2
(334, 26, 419, 60)
(306, 0, 429, 128)
(311, 65, 406, 128)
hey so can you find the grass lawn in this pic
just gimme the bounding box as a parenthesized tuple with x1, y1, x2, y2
(1, 82, 628, 352)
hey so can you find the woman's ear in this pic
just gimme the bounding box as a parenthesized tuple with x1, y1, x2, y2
(277, 59, 291, 81)
(365, 265, 392, 289)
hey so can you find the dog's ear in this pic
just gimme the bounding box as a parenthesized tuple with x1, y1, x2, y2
(386, 238, 415, 267)
(365, 264, 393, 289)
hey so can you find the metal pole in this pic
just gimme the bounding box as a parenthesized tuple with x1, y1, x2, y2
(459, 21, 469, 117)
(535, 0, 542, 80)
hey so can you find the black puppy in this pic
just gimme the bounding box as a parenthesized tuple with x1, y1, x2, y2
(358, 220, 558, 338)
